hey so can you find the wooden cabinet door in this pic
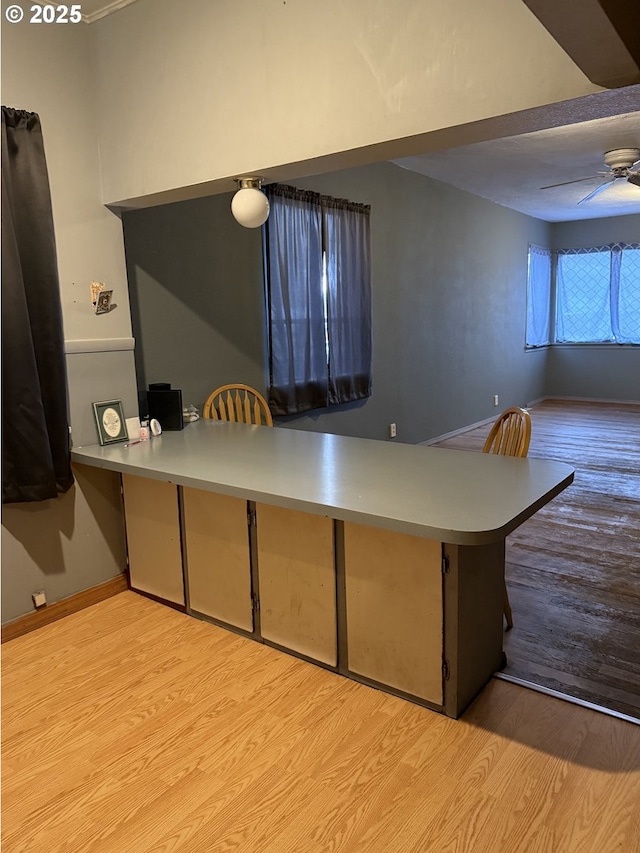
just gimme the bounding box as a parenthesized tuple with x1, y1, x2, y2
(256, 504, 336, 666)
(182, 488, 253, 632)
(344, 522, 443, 704)
(122, 474, 184, 606)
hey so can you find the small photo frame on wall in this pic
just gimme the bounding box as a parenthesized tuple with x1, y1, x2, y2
(93, 400, 129, 446)
(94, 290, 113, 314)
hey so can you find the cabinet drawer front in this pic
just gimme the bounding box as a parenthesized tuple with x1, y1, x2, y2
(183, 489, 253, 632)
(344, 523, 443, 704)
(257, 504, 336, 666)
(122, 474, 184, 606)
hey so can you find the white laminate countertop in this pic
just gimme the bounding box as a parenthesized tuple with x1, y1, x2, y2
(71, 420, 574, 546)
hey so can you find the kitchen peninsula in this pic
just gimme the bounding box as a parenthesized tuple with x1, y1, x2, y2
(72, 420, 574, 718)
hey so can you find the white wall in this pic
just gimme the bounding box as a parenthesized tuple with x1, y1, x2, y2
(1, 15, 135, 622)
(2, 12, 140, 443)
(90, 0, 599, 207)
(3, 12, 132, 343)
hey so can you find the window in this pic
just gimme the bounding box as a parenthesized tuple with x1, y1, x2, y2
(556, 244, 640, 343)
(526, 244, 552, 347)
(526, 242, 640, 347)
(264, 184, 372, 415)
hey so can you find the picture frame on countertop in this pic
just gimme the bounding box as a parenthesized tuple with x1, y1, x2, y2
(92, 399, 128, 446)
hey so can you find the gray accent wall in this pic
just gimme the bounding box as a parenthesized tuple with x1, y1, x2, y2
(122, 195, 267, 414)
(66, 348, 140, 447)
(123, 162, 552, 444)
(124, 166, 639, 446)
(550, 215, 640, 249)
(1, 465, 127, 624)
(282, 164, 550, 442)
(545, 345, 640, 402)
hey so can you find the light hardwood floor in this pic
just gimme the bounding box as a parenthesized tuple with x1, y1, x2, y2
(434, 399, 640, 720)
(2, 591, 640, 853)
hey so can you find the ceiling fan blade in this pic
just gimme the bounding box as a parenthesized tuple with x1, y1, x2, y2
(540, 175, 602, 190)
(627, 172, 640, 187)
(578, 179, 616, 205)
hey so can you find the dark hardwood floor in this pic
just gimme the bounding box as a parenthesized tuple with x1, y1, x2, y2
(434, 399, 640, 721)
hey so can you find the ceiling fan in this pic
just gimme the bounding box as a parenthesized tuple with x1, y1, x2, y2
(541, 147, 640, 204)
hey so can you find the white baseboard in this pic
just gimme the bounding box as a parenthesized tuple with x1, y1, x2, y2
(420, 396, 640, 446)
(537, 395, 640, 406)
(420, 415, 496, 446)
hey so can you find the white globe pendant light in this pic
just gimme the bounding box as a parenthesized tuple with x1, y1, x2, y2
(231, 177, 270, 228)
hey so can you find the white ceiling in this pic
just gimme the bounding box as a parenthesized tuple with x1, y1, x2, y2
(394, 112, 640, 223)
(82, 0, 640, 223)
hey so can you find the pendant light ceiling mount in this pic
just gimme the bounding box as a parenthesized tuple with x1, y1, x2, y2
(231, 176, 270, 228)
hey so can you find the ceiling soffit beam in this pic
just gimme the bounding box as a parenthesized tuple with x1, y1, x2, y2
(521, 0, 640, 88)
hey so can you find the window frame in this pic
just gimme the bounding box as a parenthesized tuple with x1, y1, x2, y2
(525, 242, 640, 350)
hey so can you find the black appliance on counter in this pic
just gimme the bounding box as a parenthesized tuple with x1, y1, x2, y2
(147, 383, 183, 431)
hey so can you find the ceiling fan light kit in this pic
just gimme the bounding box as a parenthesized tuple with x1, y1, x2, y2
(602, 148, 640, 170)
(541, 147, 640, 205)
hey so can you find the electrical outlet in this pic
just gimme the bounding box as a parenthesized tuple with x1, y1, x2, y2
(32, 590, 47, 608)
(493, 395, 499, 407)
(389, 423, 397, 438)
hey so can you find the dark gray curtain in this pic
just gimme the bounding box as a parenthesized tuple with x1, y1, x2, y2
(265, 186, 326, 414)
(2, 107, 74, 503)
(265, 184, 372, 415)
(324, 197, 372, 406)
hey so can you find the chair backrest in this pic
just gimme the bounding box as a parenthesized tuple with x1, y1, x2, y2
(482, 407, 531, 458)
(203, 384, 273, 427)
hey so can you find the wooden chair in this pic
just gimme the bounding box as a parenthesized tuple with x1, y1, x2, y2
(203, 384, 273, 427)
(483, 406, 531, 459)
(483, 407, 532, 630)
